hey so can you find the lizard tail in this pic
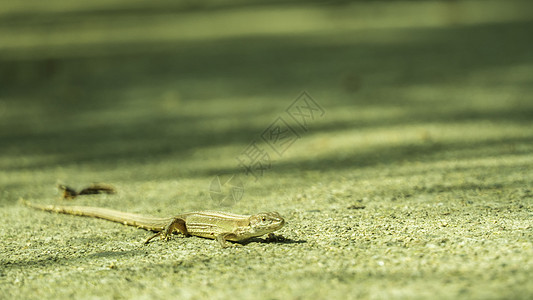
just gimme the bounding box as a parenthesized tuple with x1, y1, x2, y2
(20, 198, 171, 231)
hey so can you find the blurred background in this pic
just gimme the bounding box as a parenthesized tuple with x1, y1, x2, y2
(1, 0, 533, 205)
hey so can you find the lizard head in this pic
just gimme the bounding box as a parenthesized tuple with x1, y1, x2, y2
(248, 212, 285, 236)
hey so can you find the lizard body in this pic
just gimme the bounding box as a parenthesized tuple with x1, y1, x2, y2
(22, 200, 285, 247)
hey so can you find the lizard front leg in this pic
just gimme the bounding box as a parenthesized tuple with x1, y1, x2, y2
(145, 218, 188, 244)
(216, 233, 238, 248)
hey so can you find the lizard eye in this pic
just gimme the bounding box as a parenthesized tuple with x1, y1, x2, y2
(261, 217, 266, 222)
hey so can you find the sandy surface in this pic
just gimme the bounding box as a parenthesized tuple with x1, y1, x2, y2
(1, 1, 532, 299)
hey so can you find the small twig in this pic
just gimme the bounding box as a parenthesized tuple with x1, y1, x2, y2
(58, 183, 116, 200)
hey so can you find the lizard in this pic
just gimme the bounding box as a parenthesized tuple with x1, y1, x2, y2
(21, 199, 285, 248)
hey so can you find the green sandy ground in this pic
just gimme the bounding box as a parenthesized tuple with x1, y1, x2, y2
(1, 1, 532, 299)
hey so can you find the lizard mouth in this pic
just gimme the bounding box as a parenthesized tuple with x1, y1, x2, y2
(277, 217, 285, 228)
(270, 213, 285, 230)
(267, 212, 285, 229)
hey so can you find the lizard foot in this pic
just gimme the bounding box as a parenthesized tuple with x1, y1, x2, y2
(144, 218, 188, 245)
